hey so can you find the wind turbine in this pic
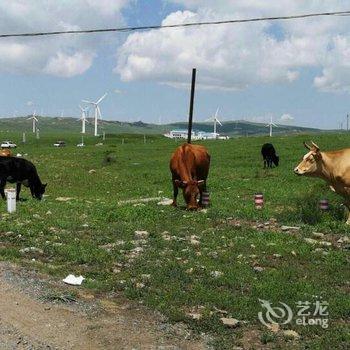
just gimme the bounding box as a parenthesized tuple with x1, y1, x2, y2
(28, 111, 38, 133)
(266, 116, 278, 137)
(82, 93, 107, 136)
(78, 105, 89, 134)
(206, 107, 222, 138)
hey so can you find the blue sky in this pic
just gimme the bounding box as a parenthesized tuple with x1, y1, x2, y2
(0, 0, 349, 129)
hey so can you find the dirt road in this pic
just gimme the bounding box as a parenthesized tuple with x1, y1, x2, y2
(0, 262, 207, 349)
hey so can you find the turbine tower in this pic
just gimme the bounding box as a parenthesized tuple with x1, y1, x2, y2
(206, 107, 222, 138)
(79, 105, 89, 134)
(82, 93, 107, 136)
(28, 111, 38, 133)
(266, 116, 278, 137)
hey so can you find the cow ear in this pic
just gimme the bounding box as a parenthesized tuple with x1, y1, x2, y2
(43, 183, 47, 188)
(311, 141, 320, 152)
(175, 180, 186, 188)
(303, 142, 311, 150)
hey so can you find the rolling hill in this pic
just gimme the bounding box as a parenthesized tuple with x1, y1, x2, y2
(0, 115, 321, 136)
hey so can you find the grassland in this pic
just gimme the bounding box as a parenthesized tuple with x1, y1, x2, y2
(0, 131, 348, 349)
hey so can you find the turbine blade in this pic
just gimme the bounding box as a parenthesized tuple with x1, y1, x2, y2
(96, 93, 107, 105)
(215, 107, 220, 118)
(82, 99, 93, 104)
(97, 106, 102, 119)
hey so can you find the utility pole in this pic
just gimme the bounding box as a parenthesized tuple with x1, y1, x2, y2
(187, 68, 196, 144)
(347, 114, 349, 131)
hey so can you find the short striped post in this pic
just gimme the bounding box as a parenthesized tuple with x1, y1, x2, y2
(202, 191, 210, 207)
(319, 199, 329, 211)
(254, 193, 264, 209)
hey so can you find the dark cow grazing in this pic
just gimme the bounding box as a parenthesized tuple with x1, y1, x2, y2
(261, 143, 279, 168)
(170, 143, 210, 210)
(0, 156, 47, 200)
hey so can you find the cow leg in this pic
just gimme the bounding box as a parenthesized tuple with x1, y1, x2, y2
(263, 159, 267, 168)
(0, 179, 6, 199)
(198, 181, 207, 207)
(16, 182, 21, 201)
(343, 203, 350, 225)
(172, 181, 178, 207)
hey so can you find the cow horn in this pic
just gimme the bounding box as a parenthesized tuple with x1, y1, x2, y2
(303, 142, 311, 150)
(197, 180, 204, 185)
(311, 141, 320, 150)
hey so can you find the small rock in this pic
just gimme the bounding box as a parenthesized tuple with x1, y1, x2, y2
(19, 247, 44, 254)
(187, 312, 202, 320)
(291, 250, 297, 256)
(190, 235, 200, 245)
(304, 238, 318, 245)
(55, 197, 73, 202)
(253, 266, 264, 272)
(210, 271, 223, 278)
(88, 169, 96, 174)
(337, 236, 350, 244)
(281, 226, 300, 231)
(319, 241, 332, 247)
(283, 329, 300, 339)
(134, 230, 150, 239)
(273, 254, 282, 258)
(312, 232, 325, 239)
(266, 323, 280, 333)
(220, 317, 240, 328)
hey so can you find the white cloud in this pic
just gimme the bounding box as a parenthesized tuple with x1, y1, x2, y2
(0, 0, 129, 77)
(44, 52, 95, 78)
(116, 1, 350, 92)
(280, 113, 294, 122)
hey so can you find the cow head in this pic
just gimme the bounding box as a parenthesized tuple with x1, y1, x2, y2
(175, 179, 204, 210)
(273, 154, 280, 166)
(294, 142, 322, 176)
(34, 183, 47, 200)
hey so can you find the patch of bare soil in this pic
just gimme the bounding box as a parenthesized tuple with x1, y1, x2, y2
(0, 262, 207, 350)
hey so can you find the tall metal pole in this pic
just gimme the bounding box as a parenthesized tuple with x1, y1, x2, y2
(347, 114, 349, 131)
(187, 68, 196, 144)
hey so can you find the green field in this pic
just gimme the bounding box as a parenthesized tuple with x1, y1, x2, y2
(0, 131, 349, 349)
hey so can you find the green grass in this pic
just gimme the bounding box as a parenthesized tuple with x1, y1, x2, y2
(0, 131, 349, 349)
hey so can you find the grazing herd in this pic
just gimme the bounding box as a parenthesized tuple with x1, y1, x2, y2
(0, 138, 350, 224)
(170, 140, 350, 225)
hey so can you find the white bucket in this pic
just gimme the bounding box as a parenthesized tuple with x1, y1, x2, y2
(5, 189, 16, 213)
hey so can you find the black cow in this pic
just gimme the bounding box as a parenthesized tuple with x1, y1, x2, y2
(261, 143, 279, 168)
(0, 156, 47, 200)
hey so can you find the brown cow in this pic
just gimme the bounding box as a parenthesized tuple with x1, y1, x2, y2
(170, 143, 210, 210)
(294, 141, 350, 224)
(0, 149, 13, 157)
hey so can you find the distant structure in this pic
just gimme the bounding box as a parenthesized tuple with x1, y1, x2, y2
(27, 111, 38, 133)
(205, 107, 223, 139)
(164, 129, 229, 140)
(82, 93, 107, 136)
(266, 116, 278, 137)
(78, 105, 89, 134)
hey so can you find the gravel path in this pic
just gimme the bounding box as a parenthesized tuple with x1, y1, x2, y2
(0, 262, 207, 350)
